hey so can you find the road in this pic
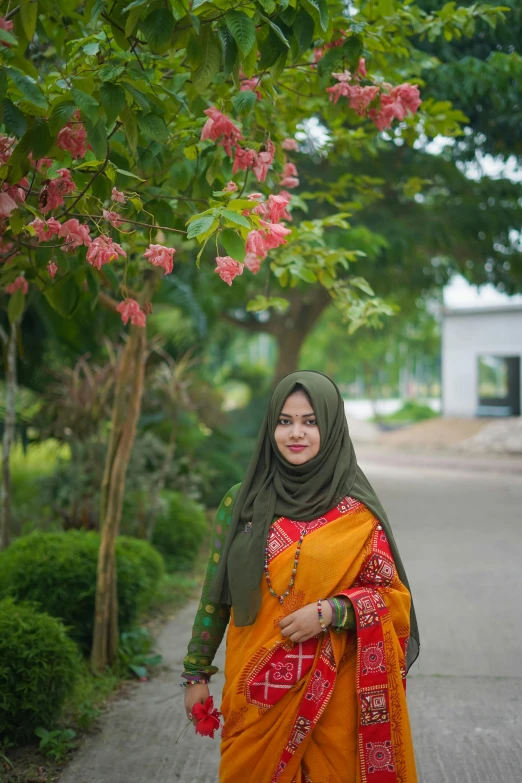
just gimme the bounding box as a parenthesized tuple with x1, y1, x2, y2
(58, 455, 522, 783)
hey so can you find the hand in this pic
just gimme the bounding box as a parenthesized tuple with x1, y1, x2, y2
(184, 682, 210, 726)
(279, 600, 332, 643)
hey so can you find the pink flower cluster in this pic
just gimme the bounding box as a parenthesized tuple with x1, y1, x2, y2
(29, 217, 61, 241)
(102, 209, 122, 228)
(313, 33, 347, 63)
(116, 298, 146, 328)
(40, 168, 76, 214)
(0, 173, 28, 218)
(0, 16, 14, 47)
(201, 108, 276, 184)
(326, 63, 421, 130)
(112, 188, 125, 204)
(5, 275, 28, 295)
(240, 75, 262, 99)
(57, 112, 88, 159)
(86, 235, 126, 270)
(214, 256, 243, 286)
(144, 243, 175, 275)
(59, 218, 91, 251)
(0, 135, 15, 165)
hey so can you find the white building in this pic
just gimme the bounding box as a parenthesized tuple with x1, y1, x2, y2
(442, 277, 522, 417)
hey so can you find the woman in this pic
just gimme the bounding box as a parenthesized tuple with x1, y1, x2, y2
(182, 371, 419, 782)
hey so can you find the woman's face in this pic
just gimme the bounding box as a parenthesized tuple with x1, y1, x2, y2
(274, 391, 321, 465)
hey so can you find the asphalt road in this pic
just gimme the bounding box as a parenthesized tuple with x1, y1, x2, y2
(58, 455, 522, 783)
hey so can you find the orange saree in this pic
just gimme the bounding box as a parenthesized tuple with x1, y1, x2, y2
(219, 497, 417, 783)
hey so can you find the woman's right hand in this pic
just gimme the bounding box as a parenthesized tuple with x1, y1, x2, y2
(184, 682, 210, 726)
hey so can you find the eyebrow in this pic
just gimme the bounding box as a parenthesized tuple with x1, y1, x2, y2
(279, 411, 316, 419)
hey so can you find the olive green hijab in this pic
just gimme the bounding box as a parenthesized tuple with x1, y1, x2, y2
(208, 370, 419, 671)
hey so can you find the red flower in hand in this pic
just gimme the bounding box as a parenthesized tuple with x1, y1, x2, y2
(192, 696, 222, 738)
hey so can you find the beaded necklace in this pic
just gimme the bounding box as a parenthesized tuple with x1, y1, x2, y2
(264, 517, 309, 604)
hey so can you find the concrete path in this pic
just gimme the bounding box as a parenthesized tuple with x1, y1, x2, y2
(58, 456, 522, 783)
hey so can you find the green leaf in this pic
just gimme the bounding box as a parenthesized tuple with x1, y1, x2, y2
(225, 10, 256, 56)
(115, 168, 145, 181)
(341, 35, 364, 70)
(293, 9, 314, 54)
(350, 276, 375, 296)
(138, 113, 169, 142)
(48, 100, 76, 135)
(43, 275, 81, 319)
(317, 45, 344, 77)
(303, 0, 329, 32)
(258, 14, 289, 47)
(26, 118, 53, 158)
(122, 0, 147, 11)
(232, 90, 257, 115)
(9, 208, 25, 235)
(0, 27, 18, 46)
(99, 63, 126, 82)
(8, 288, 25, 324)
(141, 8, 175, 53)
(124, 5, 142, 37)
(221, 209, 251, 229)
(246, 295, 289, 312)
(221, 228, 245, 262)
(85, 267, 100, 310)
(85, 118, 108, 159)
(6, 68, 47, 109)
(71, 88, 99, 122)
(296, 267, 317, 283)
(192, 29, 221, 92)
(259, 30, 287, 69)
(186, 213, 216, 239)
(99, 83, 126, 124)
(119, 105, 138, 153)
(3, 99, 27, 137)
(83, 42, 100, 55)
(121, 81, 151, 111)
(20, 0, 37, 41)
(218, 25, 238, 77)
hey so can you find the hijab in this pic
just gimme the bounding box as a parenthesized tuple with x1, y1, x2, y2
(208, 370, 419, 671)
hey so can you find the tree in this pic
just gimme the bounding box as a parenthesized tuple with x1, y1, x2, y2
(0, 0, 510, 670)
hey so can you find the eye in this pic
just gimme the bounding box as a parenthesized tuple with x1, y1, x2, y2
(278, 417, 291, 425)
(306, 418, 317, 425)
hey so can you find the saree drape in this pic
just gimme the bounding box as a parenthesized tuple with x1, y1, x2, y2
(219, 499, 417, 783)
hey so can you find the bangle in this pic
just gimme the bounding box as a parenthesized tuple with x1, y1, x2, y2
(317, 598, 328, 632)
(180, 678, 210, 688)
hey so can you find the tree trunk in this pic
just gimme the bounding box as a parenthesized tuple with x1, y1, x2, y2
(272, 327, 310, 385)
(91, 326, 147, 672)
(0, 322, 18, 551)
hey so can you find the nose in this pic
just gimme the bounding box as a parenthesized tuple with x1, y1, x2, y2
(289, 420, 305, 439)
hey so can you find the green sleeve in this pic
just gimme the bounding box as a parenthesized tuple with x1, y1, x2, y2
(182, 483, 241, 679)
(331, 595, 356, 632)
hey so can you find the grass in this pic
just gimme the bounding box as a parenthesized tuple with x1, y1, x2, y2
(374, 400, 439, 424)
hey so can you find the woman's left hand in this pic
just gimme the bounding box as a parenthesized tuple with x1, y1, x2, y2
(279, 600, 332, 643)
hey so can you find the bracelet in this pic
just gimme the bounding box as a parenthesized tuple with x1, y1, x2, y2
(317, 598, 328, 632)
(180, 678, 210, 688)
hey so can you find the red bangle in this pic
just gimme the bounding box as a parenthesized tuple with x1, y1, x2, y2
(317, 598, 328, 632)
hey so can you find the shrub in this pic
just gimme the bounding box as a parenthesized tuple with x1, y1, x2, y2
(151, 491, 208, 572)
(0, 597, 81, 743)
(0, 531, 165, 655)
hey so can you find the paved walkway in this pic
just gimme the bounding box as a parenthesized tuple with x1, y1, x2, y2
(59, 456, 522, 783)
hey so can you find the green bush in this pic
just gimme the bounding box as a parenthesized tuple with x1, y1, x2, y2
(151, 491, 208, 572)
(379, 400, 439, 423)
(0, 597, 81, 743)
(0, 531, 165, 655)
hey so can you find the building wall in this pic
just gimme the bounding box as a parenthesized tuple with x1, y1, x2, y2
(442, 309, 522, 417)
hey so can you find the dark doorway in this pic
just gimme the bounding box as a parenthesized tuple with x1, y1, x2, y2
(477, 355, 521, 416)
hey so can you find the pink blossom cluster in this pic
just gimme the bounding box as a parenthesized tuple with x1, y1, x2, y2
(47, 261, 58, 279)
(57, 112, 88, 159)
(112, 188, 126, 203)
(59, 218, 91, 252)
(116, 298, 146, 328)
(29, 217, 61, 241)
(0, 16, 14, 47)
(5, 275, 28, 295)
(102, 209, 122, 228)
(144, 243, 175, 275)
(0, 174, 28, 218)
(313, 33, 347, 64)
(0, 135, 15, 165)
(86, 235, 126, 270)
(214, 256, 244, 286)
(326, 63, 421, 130)
(240, 76, 262, 99)
(40, 168, 76, 214)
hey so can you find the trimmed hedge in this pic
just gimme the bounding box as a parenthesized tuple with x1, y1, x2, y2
(0, 531, 165, 655)
(0, 597, 81, 743)
(151, 490, 208, 571)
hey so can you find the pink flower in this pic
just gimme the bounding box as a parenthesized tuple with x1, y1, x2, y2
(247, 192, 263, 201)
(143, 243, 175, 275)
(201, 108, 242, 157)
(258, 220, 292, 250)
(102, 209, 122, 228)
(224, 181, 238, 192)
(253, 139, 275, 183)
(280, 176, 299, 188)
(240, 77, 261, 99)
(280, 163, 299, 188)
(0, 135, 15, 165)
(251, 200, 268, 217)
(232, 146, 257, 175)
(86, 235, 126, 270)
(214, 256, 244, 286)
(47, 261, 58, 279)
(369, 84, 421, 130)
(112, 188, 126, 204)
(58, 219, 91, 251)
(57, 117, 87, 159)
(5, 276, 28, 295)
(346, 85, 380, 116)
(282, 138, 298, 151)
(357, 58, 367, 78)
(267, 194, 291, 224)
(0, 191, 17, 219)
(29, 217, 61, 242)
(116, 298, 146, 327)
(40, 169, 76, 214)
(246, 230, 268, 259)
(244, 253, 263, 274)
(3, 177, 28, 205)
(0, 17, 14, 47)
(35, 156, 53, 172)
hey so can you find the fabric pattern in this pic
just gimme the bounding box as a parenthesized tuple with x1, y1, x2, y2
(182, 490, 356, 680)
